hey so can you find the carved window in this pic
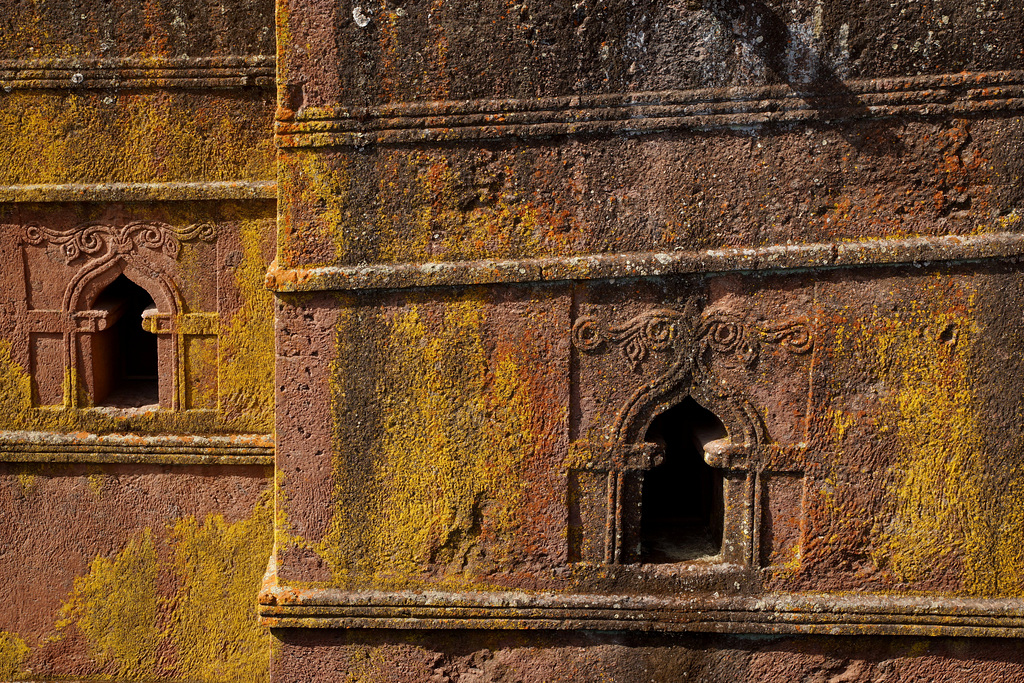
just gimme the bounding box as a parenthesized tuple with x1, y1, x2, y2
(640, 397, 726, 563)
(82, 275, 159, 408)
(569, 300, 814, 573)
(20, 220, 219, 412)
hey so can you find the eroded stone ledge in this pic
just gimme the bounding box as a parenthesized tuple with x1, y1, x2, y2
(266, 231, 1024, 293)
(0, 430, 274, 465)
(0, 180, 277, 203)
(276, 70, 1024, 147)
(259, 582, 1024, 637)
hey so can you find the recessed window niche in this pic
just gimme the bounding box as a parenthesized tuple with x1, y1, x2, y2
(640, 396, 727, 563)
(86, 274, 159, 408)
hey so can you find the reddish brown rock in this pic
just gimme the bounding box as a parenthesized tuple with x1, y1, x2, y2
(3, 0, 1024, 681)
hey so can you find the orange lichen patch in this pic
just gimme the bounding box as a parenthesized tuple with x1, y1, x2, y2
(262, 258, 315, 289)
(742, 121, 1001, 244)
(141, 0, 172, 56)
(317, 297, 540, 589)
(426, 0, 451, 99)
(864, 279, 1024, 596)
(0, 91, 274, 185)
(376, 3, 401, 100)
(279, 147, 587, 269)
(53, 491, 273, 682)
(374, 151, 580, 265)
(933, 120, 991, 218)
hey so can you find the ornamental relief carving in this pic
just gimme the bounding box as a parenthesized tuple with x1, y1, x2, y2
(23, 221, 216, 265)
(572, 300, 812, 373)
(571, 299, 813, 446)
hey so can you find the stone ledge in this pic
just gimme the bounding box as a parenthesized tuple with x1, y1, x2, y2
(276, 70, 1024, 147)
(266, 231, 1024, 293)
(0, 55, 275, 90)
(0, 430, 274, 465)
(259, 582, 1024, 637)
(0, 180, 277, 203)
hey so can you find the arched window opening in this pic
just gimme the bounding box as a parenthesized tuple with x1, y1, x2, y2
(89, 274, 159, 408)
(640, 396, 727, 563)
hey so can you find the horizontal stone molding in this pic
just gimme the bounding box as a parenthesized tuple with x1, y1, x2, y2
(0, 430, 274, 465)
(0, 55, 274, 91)
(276, 70, 1024, 147)
(0, 180, 277, 203)
(266, 231, 1024, 293)
(259, 584, 1024, 637)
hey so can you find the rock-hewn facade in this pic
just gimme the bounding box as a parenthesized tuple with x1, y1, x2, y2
(2, 0, 1024, 681)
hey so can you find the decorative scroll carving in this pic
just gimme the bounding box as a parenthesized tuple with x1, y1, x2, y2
(569, 301, 815, 566)
(23, 221, 215, 264)
(572, 300, 813, 445)
(572, 302, 812, 372)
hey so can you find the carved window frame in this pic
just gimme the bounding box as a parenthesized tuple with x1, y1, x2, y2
(568, 301, 812, 578)
(21, 220, 218, 412)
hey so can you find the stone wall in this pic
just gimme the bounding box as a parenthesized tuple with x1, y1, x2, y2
(3, 0, 1024, 681)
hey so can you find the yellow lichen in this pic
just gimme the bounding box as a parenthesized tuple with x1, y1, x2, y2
(57, 530, 162, 678)
(87, 473, 105, 496)
(869, 282, 1024, 596)
(282, 150, 354, 268)
(218, 214, 276, 431)
(318, 297, 537, 588)
(0, 631, 29, 680)
(169, 492, 274, 683)
(0, 92, 274, 185)
(16, 472, 36, 496)
(374, 152, 571, 265)
(280, 148, 584, 269)
(185, 335, 219, 410)
(0, 340, 34, 431)
(53, 491, 274, 681)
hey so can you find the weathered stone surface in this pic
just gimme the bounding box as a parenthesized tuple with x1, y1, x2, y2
(2, 0, 1024, 680)
(272, 631, 1024, 682)
(0, 0, 279, 680)
(1, 463, 272, 681)
(267, 0, 1024, 679)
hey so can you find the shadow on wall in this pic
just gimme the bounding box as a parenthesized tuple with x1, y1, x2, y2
(703, 0, 905, 155)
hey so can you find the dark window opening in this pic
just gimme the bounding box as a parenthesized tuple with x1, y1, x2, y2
(90, 275, 159, 408)
(640, 397, 727, 563)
